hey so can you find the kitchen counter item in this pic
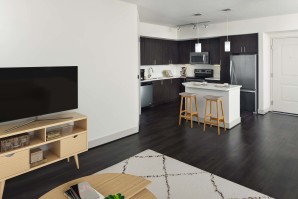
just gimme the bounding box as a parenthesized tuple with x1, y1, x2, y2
(141, 82, 153, 108)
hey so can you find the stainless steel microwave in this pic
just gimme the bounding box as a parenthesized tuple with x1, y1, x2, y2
(190, 52, 209, 64)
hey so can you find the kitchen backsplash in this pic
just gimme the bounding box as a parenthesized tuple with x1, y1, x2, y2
(140, 64, 220, 79)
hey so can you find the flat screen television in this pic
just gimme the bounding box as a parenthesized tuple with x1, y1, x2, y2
(0, 66, 78, 123)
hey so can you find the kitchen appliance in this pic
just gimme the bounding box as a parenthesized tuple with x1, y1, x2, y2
(190, 52, 209, 64)
(230, 54, 258, 112)
(163, 70, 173, 77)
(180, 67, 187, 77)
(186, 69, 213, 82)
(141, 82, 153, 108)
(140, 69, 145, 80)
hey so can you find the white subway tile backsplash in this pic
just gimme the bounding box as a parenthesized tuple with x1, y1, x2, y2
(140, 64, 221, 79)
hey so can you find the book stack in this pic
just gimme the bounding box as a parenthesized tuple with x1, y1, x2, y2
(64, 182, 105, 199)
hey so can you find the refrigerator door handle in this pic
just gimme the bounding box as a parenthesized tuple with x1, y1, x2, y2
(230, 60, 234, 84)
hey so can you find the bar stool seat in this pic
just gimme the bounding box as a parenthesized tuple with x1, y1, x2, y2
(179, 92, 199, 128)
(203, 95, 226, 135)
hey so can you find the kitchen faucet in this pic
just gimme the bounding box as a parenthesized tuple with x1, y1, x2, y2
(148, 67, 154, 79)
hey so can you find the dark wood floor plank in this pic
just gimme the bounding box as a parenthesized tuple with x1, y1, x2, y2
(3, 102, 298, 199)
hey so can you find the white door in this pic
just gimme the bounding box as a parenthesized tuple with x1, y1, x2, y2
(272, 38, 298, 114)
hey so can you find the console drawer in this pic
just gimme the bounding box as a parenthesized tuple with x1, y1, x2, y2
(0, 150, 29, 179)
(60, 133, 87, 157)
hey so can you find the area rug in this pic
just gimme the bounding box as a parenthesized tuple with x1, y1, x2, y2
(98, 149, 273, 199)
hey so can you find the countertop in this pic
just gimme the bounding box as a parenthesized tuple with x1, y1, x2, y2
(141, 76, 185, 83)
(183, 82, 242, 91)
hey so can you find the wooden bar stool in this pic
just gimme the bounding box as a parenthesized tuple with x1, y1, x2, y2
(178, 92, 199, 128)
(203, 95, 226, 135)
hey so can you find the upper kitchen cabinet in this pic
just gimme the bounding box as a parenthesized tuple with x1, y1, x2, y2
(199, 38, 220, 65)
(140, 37, 178, 65)
(141, 37, 163, 65)
(178, 40, 197, 64)
(163, 40, 179, 65)
(231, 33, 258, 54)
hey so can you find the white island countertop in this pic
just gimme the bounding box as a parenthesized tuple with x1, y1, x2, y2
(183, 82, 242, 129)
(183, 82, 242, 91)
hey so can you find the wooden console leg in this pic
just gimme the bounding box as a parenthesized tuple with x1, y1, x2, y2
(0, 180, 5, 199)
(74, 154, 79, 169)
(67, 157, 70, 162)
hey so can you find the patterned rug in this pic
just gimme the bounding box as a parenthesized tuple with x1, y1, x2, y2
(98, 150, 273, 199)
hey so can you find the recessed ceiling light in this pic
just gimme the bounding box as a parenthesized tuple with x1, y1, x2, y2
(193, 13, 202, 16)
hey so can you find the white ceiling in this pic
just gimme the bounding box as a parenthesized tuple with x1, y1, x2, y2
(120, 0, 298, 26)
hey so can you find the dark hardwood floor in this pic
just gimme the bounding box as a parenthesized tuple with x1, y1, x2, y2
(4, 102, 298, 199)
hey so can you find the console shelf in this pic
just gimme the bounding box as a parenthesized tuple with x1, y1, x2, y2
(0, 112, 88, 198)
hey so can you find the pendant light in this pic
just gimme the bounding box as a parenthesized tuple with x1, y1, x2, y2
(194, 24, 202, 52)
(223, 9, 231, 52)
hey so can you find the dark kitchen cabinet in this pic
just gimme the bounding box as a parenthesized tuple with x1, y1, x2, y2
(153, 79, 182, 105)
(199, 38, 220, 65)
(169, 78, 181, 101)
(178, 40, 197, 64)
(141, 37, 178, 65)
(140, 37, 163, 65)
(231, 33, 258, 54)
(153, 80, 164, 105)
(163, 40, 179, 64)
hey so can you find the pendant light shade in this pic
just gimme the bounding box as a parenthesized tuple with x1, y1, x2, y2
(195, 42, 202, 52)
(225, 41, 230, 52)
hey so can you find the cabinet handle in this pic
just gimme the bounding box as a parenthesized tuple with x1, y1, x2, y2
(169, 60, 171, 65)
(244, 46, 246, 53)
(73, 135, 78, 138)
(161, 80, 163, 85)
(5, 153, 15, 158)
(241, 47, 243, 53)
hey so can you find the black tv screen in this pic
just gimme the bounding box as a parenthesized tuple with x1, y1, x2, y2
(0, 66, 78, 123)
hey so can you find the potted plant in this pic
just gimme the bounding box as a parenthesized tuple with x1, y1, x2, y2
(105, 193, 125, 199)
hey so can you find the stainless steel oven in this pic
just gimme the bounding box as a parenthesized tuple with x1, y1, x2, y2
(190, 52, 209, 64)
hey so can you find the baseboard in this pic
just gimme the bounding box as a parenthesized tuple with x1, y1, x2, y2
(258, 106, 271, 115)
(88, 126, 139, 149)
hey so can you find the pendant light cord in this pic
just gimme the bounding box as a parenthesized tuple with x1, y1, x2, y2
(226, 11, 229, 41)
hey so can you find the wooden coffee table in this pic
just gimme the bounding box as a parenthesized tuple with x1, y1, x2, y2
(40, 173, 156, 199)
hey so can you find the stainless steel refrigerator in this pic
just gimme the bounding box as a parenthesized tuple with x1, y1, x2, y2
(230, 54, 258, 113)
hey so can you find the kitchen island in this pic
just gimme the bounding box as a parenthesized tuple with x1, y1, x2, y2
(183, 82, 242, 129)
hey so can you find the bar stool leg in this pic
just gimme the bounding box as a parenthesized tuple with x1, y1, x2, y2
(204, 99, 208, 131)
(185, 97, 189, 123)
(209, 100, 212, 127)
(216, 100, 220, 135)
(220, 99, 227, 131)
(195, 96, 200, 125)
(179, 96, 184, 126)
(190, 97, 193, 128)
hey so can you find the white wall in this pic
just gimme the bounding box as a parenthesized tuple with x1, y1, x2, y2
(0, 0, 139, 147)
(140, 22, 177, 40)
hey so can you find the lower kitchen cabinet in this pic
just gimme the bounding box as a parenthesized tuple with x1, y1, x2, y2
(153, 78, 183, 105)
